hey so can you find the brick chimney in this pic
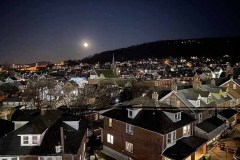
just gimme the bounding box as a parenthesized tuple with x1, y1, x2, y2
(211, 79, 215, 85)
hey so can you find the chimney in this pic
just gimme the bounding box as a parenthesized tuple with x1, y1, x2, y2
(171, 84, 177, 92)
(152, 92, 159, 101)
(60, 127, 65, 153)
(211, 79, 215, 85)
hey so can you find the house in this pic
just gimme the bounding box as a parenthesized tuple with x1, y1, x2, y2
(159, 89, 214, 124)
(218, 108, 238, 129)
(90, 69, 118, 79)
(17, 81, 28, 92)
(211, 67, 223, 78)
(220, 78, 240, 106)
(195, 116, 227, 145)
(69, 77, 88, 88)
(102, 107, 208, 160)
(0, 109, 88, 160)
(142, 79, 172, 89)
(5, 77, 17, 84)
(198, 84, 232, 109)
(2, 98, 24, 107)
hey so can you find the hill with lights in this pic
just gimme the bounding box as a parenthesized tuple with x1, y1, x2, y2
(81, 37, 240, 64)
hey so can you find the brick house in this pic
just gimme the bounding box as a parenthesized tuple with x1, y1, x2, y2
(218, 108, 238, 129)
(102, 107, 207, 160)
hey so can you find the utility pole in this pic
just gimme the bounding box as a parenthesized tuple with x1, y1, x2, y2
(60, 127, 65, 153)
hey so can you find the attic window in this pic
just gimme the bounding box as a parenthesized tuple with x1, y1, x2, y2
(128, 110, 133, 118)
(196, 100, 200, 107)
(20, 135, 40, 146)
(174, 112, 181, 122)
(233, 84, 236, 90)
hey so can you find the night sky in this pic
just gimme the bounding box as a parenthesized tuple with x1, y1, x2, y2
(0, 0, 240, 64)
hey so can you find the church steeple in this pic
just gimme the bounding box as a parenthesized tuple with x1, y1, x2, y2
(111, 53, 116, 69)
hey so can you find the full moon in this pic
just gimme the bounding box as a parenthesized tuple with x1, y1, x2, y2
(83, 42, 89, 48)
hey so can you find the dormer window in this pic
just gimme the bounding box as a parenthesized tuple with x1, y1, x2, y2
(174, 112, 181, 122)
(19, 135, 40, 146)
(128, 110, 133, 118)
(196, 100, 200, 107)
(233, 84, 236, 90)
(127, 108, 141, 119)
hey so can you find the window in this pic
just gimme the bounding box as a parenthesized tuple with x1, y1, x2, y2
(183, 125, 191, 136)
(0, 158, 19, 160)
(20, 135, 39, 146)
(23, 136, 29, 144)
(129, 110, 133, 118)
(109, 118, 112, 127)
(125, 141, 133, 153)
(167, 131, 176, 144)
(196, 100, 200, 107)
(32, 136, 38, 144)
(107, 134, 114, 144)
(126, 124, 133, 135)
(207, 97, 211, 104)
(174, 112, 181, 122)
(198, 113, 202, 123)
(166, 99, 170, 105)
(38, 157, 62, 160)
(233, 84, 236, 90)
(176, 101, 180, 107)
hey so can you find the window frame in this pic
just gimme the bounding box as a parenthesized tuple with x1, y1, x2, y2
(0, 158, 19, 160)
(125, 141, 133, 153)
(174, 112, 181, 122)
(107, 134, 114, 144)
(108, 118, 112, 127)
(166, 131, 176, 144)
(183, 125, 191, 136)
(233, 84, 236, 90)
(20, 135, 40, 146)
(126, 123, 133, 135)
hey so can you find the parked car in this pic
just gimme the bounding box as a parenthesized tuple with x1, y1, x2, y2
(234, 147, 240, 160)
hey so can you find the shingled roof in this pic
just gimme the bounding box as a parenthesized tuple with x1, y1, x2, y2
(102, 107, 195, 134)
(163, 136, 207, 160)
(0, 110, 88, 156)
(218, 108, 238, 119)
(196, 116, 225, 133)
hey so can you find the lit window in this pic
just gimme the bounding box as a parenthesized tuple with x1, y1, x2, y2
(109, 118, 112, 127)
(233, 84, 236, 90)
(176, 100, 180, 107)
(183, 125, 191, 136)
(167, 131, 176, 144)
(107, 134, 114, 144)
(126, 124, 133, 135)
(125, 141, 133, 153)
